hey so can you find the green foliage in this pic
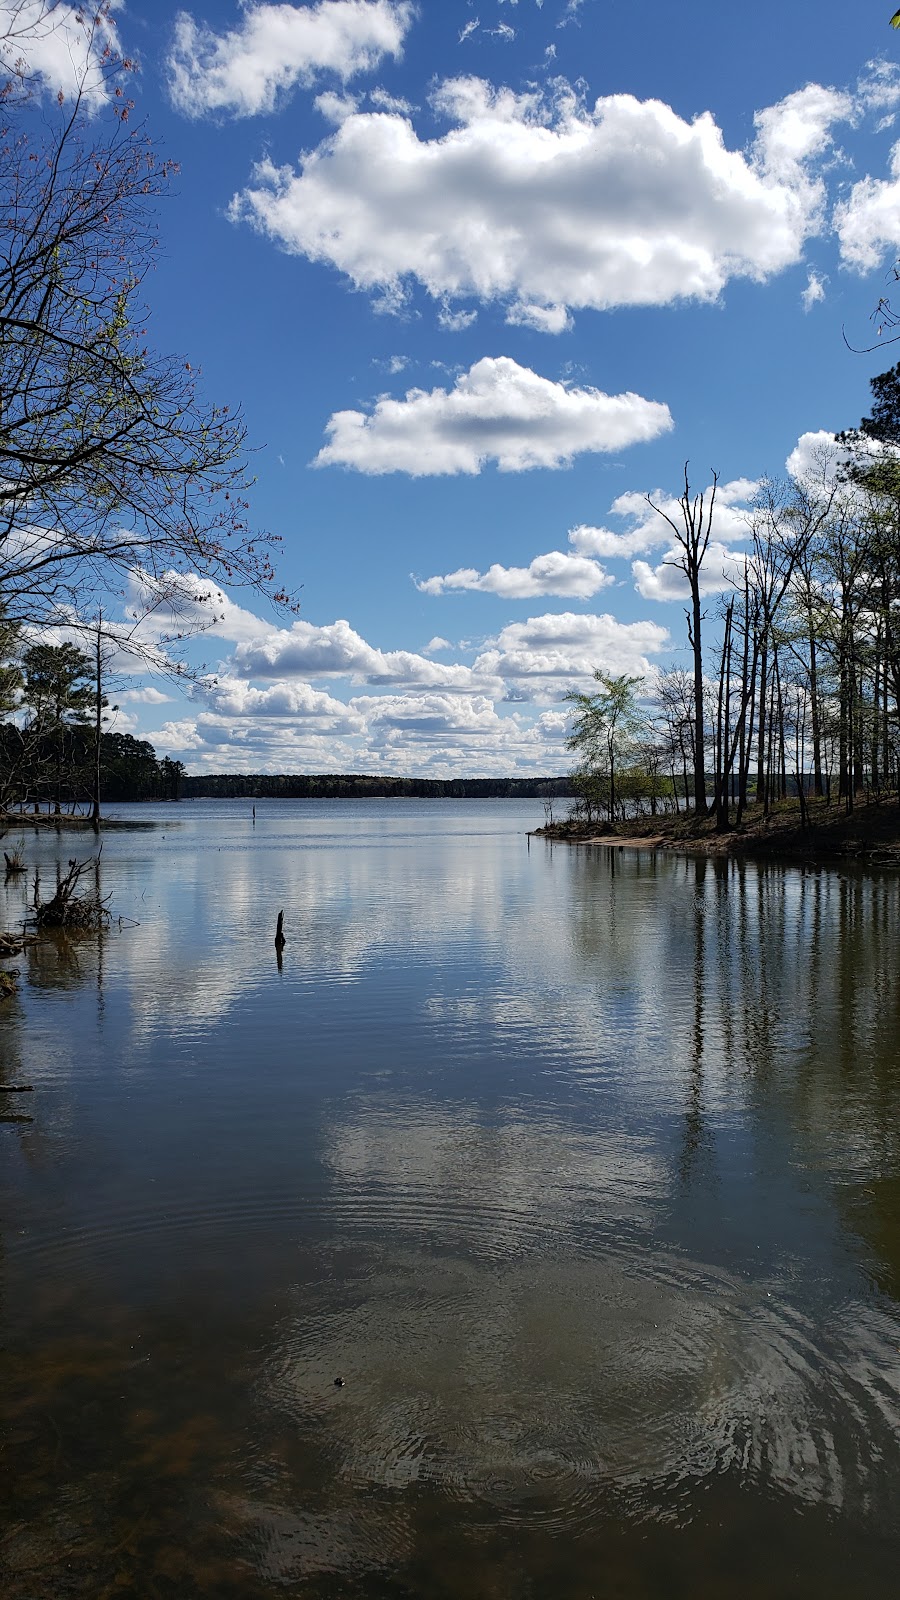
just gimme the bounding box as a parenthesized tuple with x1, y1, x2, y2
(0, 618, 22, 716)
(20, 643, 93, 729)
(566, 671, 646, 821)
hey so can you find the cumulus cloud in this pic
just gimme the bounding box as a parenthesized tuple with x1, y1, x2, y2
(147, 700, 570, 776)
(835, 139, 900, 270)
(0, 0, 119, 104)
(197, 675, 365, 727)
(231, 616, 501, 692)
(314, 356, 673, 475)
(126, 571, 274, 646)
(632, 541, 749, 603)
(351, 691, 573, 768)
(569, 477, 757, 561)
(785, 428, 852, 486)
(473, 611, 670, 698)
(355, 690, 511, 739)
(231, 74, 851, 323)
(168, 0, 412, 118)
(416, 550, 612, 599)
(146, 716, 366, 770)
(753, 82, 852, 183)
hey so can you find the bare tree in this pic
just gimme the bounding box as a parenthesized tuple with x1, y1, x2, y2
(647, 466, 718, 814)
(0, 6, 294, 640)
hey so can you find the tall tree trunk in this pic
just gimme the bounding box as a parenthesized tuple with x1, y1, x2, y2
(755, 635, 768, 808)
(689, 596, 707, 814)
(92, 615, 102, 834)
(809, 632, 823, 798)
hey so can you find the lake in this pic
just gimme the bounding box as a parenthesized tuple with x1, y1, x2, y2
(2, 799, 900, 1598)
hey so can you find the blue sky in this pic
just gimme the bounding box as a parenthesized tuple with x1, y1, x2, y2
(14, 0, 900, 774)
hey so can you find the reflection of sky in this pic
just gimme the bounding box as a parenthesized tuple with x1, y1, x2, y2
(3, 800, 900, 1559)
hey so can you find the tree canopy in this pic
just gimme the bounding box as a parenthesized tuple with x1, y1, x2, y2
(0, 5, 294, 644)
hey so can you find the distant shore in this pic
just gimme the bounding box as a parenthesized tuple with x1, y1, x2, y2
(531, 797, 900, 868)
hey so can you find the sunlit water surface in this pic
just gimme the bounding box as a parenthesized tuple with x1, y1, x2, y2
(2, 799, 900, 1598)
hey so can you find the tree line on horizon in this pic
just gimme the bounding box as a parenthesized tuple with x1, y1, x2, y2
(177, 774, 574, 801)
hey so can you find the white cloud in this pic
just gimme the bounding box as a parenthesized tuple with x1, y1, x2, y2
(231, 75, 850, 323)
(423, 636, 451, 654)
(314, 356, 673, 475)
(632, 541, 749, 603)
(197, 675, 365, 727)
(146, 716, 365, 770)
(473, 610, 670, 698)
(856, 59, 900, 119)
(231, 616, 501, 692)
(368, 84, 412, 113)
(315, 87, 359, 122)
(835, 139, 900, 270)
(0, 0, 119, 104)
(355, 690, 511, 739)
(126, 571, 275, 646)
(753, 83, 852, 183)
(505, 301, 573, 334)
(785, 428, 851, 486)
(118, 686, 174, 706)
(801, 268, 827, 311)
(169, 0, 413, 118)
(416, 550, 612, 599)
(569, 477, 757, 561)
(438, 300, 478, 331)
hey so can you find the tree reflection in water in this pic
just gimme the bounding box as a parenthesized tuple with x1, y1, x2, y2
(2, 808, 900, 1599)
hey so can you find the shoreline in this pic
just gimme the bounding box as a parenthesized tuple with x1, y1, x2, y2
(0, 813, 160, 832)
(530, 798, 900, 868)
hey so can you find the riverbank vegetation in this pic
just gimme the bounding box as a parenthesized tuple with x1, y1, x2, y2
(542, 368, 900, 855)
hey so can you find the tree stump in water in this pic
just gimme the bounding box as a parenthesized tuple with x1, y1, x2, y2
(275, 910, 285, 950)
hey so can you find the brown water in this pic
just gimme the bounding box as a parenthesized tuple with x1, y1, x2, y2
(2, 799, 900, 1598)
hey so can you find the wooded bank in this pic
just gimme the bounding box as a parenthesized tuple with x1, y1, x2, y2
(533, 795, 900, 866)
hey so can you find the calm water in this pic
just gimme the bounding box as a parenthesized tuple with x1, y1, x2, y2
(2, 799, 900, 1598)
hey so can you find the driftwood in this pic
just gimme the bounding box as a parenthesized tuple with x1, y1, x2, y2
(34, 856, 110, 931)
(275, 909, 285, 949)
(0, 1084, 33, 1092)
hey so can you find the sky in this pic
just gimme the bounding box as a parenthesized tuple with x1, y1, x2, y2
(11, 0, 900, 776)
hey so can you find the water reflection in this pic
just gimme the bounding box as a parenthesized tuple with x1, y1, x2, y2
(2, 804, 900, 1598)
